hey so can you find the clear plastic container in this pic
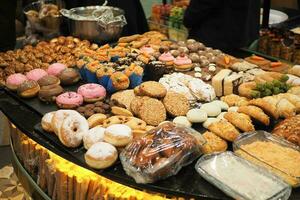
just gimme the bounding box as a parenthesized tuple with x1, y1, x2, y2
(233, 131, 300, 187)
(195, 152, 291, 200)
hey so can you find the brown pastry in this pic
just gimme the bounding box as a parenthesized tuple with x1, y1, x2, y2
(201, 131, 228, 154)
(37, 75, 60, 87)
(220, 94, 249, 107)
(272, 115, 300, 146)
(224, 112, 255, 132)
(17, 80, 40, 98)
(208, 120, 240, 142)
(163, 92, 190, 117)
(275, 98, 296, 118)
(38, 84, 64, 102)
(249, 98, 279, 119)
(110, 89, 136, 111)
(139, 81, 167, 98)
(57, 68, 80, 85)
(238, 105, 270, 126)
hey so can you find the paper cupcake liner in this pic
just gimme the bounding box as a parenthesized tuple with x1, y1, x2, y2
(85, 68, 98, 83)
(106, 78, 117, 93)
(97, 75, 110, 88)
(129, 73, 143, 88)
(79, 67, 87, 81)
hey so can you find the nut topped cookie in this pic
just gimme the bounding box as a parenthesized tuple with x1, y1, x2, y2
(138, 97, 166, 126)
(163, 91, 190, 116)
(139, 81, 167, 98)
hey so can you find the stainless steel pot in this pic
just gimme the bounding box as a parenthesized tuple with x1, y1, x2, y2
(60, 6, 126, 44)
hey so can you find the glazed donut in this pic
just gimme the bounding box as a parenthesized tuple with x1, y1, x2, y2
(39, 84, 64, 102)
(41, 111, 56, 132)
(77, 83, 106, 103)
(58, 114, 89, 148)
(104, 124, 132, 147)
(57, 68, 80, 86)
(238, 81, 256, 99)
(37, 75, 60, 87)
(51, 110, 79, 135)
(83, 126, 105, 150)
(6, 73, 28, 91)
(17, 80, 40, 98)
(56, 92, 83, 109)
(26, 69, 48, 81)
(84, 142, 118, 169)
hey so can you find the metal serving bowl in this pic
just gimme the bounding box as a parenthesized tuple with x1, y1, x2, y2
(60, 6, 126, 44)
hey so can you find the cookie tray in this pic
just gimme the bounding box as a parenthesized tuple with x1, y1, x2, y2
(233, 131, 300, 187)
(195, 151, 291, 200)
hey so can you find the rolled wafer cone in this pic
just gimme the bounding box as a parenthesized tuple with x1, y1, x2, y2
(55, 168, 61, 200)
(67, 173, 74, 200)
(60, 169, 68, 200)
(86, 177, 96, 200)
(74, 176, 81, 200)
(79, 178, 90, 200)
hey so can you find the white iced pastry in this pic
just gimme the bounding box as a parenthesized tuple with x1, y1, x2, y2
(173, 116, 192, 127)
(187, 109, 207, 123)
(203, 118, 220, 129)
(211, 100, 229, 111)
(200, 103, 222, 117)
(228, 106, 239, 112)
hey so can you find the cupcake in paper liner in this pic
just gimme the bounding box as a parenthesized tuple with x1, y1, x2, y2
(124, 63, 144, 88)
(96, 66, 115, 88)
(85, 61, 101, 83)
(93, 50, 110, 63)
(106, 72, 130, 93)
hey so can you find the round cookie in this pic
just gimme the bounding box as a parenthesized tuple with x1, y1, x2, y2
(125, 117, 147, 130)
(173, 116, 192, 127)
(87, 113, 107, 128)
(111, 106, 133, 117)
(138, 97, 166, 126)
(186, 109, 207, 123)
(130, 96, 150, 116)
(200, 103, 221, 117)
(102, 116, 131, 128)
(163, 92, 190, 116)
(139, 81, 167, 98)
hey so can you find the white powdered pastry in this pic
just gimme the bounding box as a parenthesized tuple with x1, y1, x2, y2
(187, 109, 207, 123)
(86, 142, 117, 159)
(199, 153, 287, 200)
(159, 73, 216, 102)
(83, 126, 106, 150)
(200, 103, 221, 117)
(287, 74, 300, 86)
(203, 118, 220, 129)
(173, 116, 192, 127)
(105, 124, 132, 137)
(211, 100, 229, 111)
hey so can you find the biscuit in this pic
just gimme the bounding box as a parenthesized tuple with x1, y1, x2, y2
(173, 116, 192, 127)
(111, 106, 133, 117)
(125, 117, 147, 130)
(139, 98, 166, 126)
(163, 92, 190, 116)
(103, 116, 131, 127)
(110, 90, 135, 110)
(139, 81, 167, 98)
(201, 131, 228, 154)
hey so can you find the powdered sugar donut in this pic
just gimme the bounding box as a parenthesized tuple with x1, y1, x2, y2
(26, 69, 48, 81)
(41, 111, 56, 132)
(77, 83, 106, 103)
(6, 73, 28, 91)
(59, 114, 89, 148)
(83, 126, 105, 150)
(104, 124, 132, 147)
(47, 63, 67, 76)
(56, 92, 83, 109)
(51, 110, 79, 135)
(85, 142, 118, 169)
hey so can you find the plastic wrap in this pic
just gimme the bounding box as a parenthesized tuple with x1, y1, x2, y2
(120, 122, 206, 183)
(195, 152, 291, 200)
(93, 8, 127, 30)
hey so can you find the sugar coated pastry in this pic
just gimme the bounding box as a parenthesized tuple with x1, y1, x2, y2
(6, 73, 28, 91)
(83, 126, 105, 150)
(47, 63, 67, 76)
(104, 124, 133, 147)
(85, 142, 118, 169)
(210, 100, 229, 111)
(203, 118, 220, 129)
(26, 69, 48, 81)
(51, 110, 79, 135)
(58, 113, 89, 147)
(187, 109, 207, 123)
(41, 111, 56, 132)
(77, 83, 106, 103)
(200, 103, 222, 117)
(17, 80, 40, 98)
(173, 116, 192, 127)
(56, 92, 83, 109)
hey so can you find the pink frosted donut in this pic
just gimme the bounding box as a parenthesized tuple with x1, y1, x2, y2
(56, 92, 83, 109)
(6, 73, 28, 91)
(26, 69, 48, 81)
(48, 63, 67, 76)
(77, 83, 106, 103)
